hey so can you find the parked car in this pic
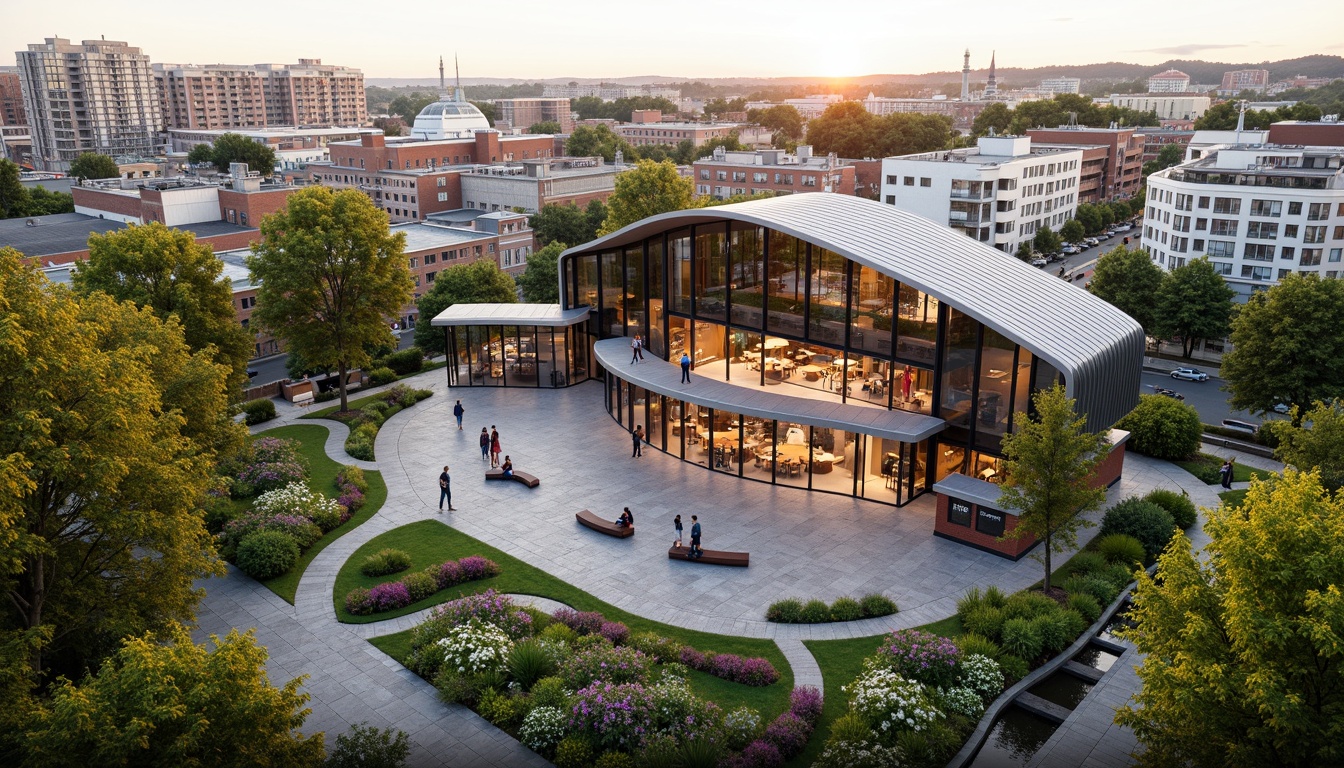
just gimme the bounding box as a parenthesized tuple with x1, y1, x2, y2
(1170, 367, 1209, 381)
(1084, 237, 1099, 247)
(1061, 244, 1081, 255)
(1222, 419, 1259, 435)
(1272, 400, 1291, 414)
(1152, 386, 1185, 401)
(1097, 232, 1113, 240)
(1031, 257, 1048, 268)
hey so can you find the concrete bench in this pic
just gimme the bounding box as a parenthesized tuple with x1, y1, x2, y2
(667, 546, 749, 567)
(576, 510, 633, 538)
(292, 391, 315, 407)
(485, 469, 540, 488)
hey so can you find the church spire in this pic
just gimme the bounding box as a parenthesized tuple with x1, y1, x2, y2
(454, 54, 464, 102)
(985, 51, 998, 96)
(961, 49, 971, 101)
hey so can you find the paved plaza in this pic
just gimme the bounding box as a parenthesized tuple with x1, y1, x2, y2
(193, 367, 1248, 766)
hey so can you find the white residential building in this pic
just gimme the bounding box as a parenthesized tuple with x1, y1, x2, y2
(1147, 69, 1191, 93)
(879, 136, 1083, 255)
(1037, 77, 1081, 95)
(1109, 94, 1211, 121)
(1143, 142, 1344, 301)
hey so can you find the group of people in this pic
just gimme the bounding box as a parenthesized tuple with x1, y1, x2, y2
(673, 513, 703, 558)
(630, 335, 646, 364)
(480, 425, 503, 467)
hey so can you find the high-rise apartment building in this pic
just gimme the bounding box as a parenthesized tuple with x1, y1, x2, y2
(155, 59, 366, 130)
(17, 38, 163, 171)
(1218, 69, 1270, 96)
(1147, 69, 1191, 93)
(493, 98, 575, 133)
(1025, 126, 1145, 201)
(1036, 77, 1081, 95)
(0, 69, 27, 127)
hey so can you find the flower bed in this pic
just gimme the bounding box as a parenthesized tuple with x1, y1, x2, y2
(396, 591, 806, 766)
(313, 384, 433, 461)
(344, 556, 501, 616)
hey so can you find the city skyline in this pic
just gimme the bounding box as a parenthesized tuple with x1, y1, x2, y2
(4, 0, 1341, 81)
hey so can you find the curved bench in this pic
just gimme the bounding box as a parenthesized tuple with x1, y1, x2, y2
(576, 510, 633, 538)
(667, 546, 749, 567)
(485, 469, 540, 488)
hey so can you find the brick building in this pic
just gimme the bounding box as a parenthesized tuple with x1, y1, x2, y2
(1267, 120, 1344, 148)
(692, 146, 855, 199)
(0, 70, 26, 127)
(1218, 69, 1270, 96)
(1141, 128, 1196, 163)
(614, 111, 740, 148)
(152, 59, 365, 130)
(72, 165, 302, 237)
(459, 157, 624, 213)
(1025, 126, 1145, 201)
(493, 98, 575, 133)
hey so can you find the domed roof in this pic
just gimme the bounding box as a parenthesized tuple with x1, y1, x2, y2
(411, 98, 490, 140)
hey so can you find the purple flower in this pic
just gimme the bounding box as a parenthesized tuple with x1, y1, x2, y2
(789, 686, 823, 726)
(762, 711, 812, 759)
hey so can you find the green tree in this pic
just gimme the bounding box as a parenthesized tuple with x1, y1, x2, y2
(0, 159, 31, 219)
(186, 143, 214, 166)
(529, 203, 595, 247)
(1074, 203, 1104, 235)
(247, 187, 413, 412)
(1033, 225, 1062, 255)
(1269, 400, 1344, 491)
(677, 134, 744, 164)
(205, 132, 277, 176)
(326, 723, 410, 768)
(67, 152, 119, 181)
(600, 160, 696, 235)
(1015, 241, 1035, 261)
(971, 102, 1013, 137)
(584, 199, 608, 240)
(1060, 219, 1086, 244)
(1116, 470, 1344, 767)
(469, 101, 495, 126)
(413, 259, 518, 354)
(805, 102, 878, 158)
(873, 113, 955, 157)
(516, 241, 565, 304)
(565, 124, 636, 163)
(73, 222, 254, 396)
(387, 92, 436, 124)
(527, 120, 562, 134)
(1088, 245, 1166, 335)
(1222, 273, 1344, 421)
(749, 104, 804, 141)
(24, 186, 73, 216)
(0, 248, 232, 675)
(1153, 257, 1234, 357)
(998, 384, 1110, 592)
(24, 626, 325, 767)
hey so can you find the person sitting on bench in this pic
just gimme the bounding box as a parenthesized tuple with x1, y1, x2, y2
(500, 456, 513, 478)
(616, 507, 634, 528)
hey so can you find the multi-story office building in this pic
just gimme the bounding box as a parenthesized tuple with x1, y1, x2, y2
(1036, 77, 1081, 95)
(614, 111, 740, 148)
(0, 69, 27, 127)
(1110, 93, 1211, 121)
(1141, 128, 1196, 163)
(692, 146, 854, 199)
(1218, 69, 1270, 96)
(1025, 126, 1145, 201)
(16, 38, 163, 171)
(1147, 69, 1191, 93)
(880, 136, 1084, 254)
(167, 126, 382, 172)
(459, 156, 623, 214)
(540, 83, 680, 101)
(493, 98, 575, 133)
(1143, 141, 1344, 301)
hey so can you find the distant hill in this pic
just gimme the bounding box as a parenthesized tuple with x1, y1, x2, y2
(366, 55, 1344, 91)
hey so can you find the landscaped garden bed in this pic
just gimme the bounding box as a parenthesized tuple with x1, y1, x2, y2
(207, 424, 385, 602)
(766, 594, 898, 624)
(1175, 452, 1269, 485)
(302, 383, 432, 460)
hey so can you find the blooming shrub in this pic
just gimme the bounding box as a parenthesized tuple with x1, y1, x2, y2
(519, 705, 568, 754)
(365, 581, 412, 612)
(221, 510, 322, 554)
(938, 686, 985, 718)
(957, 653, 1004, 701)
(437, 619, 513, 675)
(457, 555, 500, 581)
(846, 665, 942, 736)
(679, 647, 779, 687)
(560, 642, 652, 690)
(435, 560, 462, 588)
(813, 739, 905, 768)
(345, 587, 372, 615)
(874, 629, 962, 689)
(645, 676, 722, 741)
(231, 437, 309, 497)
(627, 631, 683, 664)
(721, 706, 763, 751)
(568, 681, 656, 751)
(551, 608, 605, 636)
(415, 590, 532, 644)
(722, 739, 782, 768)
(253, 482, 346, 532)
(789, 686, 824, 726)
(599, 621, 629, 646)
(345, 558, 504, 617)
(403, 570, 438, 602)
(763, 712, 812, 759)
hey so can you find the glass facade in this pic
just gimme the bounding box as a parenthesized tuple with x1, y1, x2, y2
(444, 324, 589, 389)
(558, 220, 1062, 506)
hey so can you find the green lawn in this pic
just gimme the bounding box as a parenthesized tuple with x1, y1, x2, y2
(248, 424, 387, 604)
(1175, 453, 1271, 485)
(300, 366, 444, 420)
(348, 520, 793, 719)
(1219, 489, 1249, 508)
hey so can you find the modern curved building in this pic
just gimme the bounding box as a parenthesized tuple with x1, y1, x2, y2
(436, 193, 1142, 553)
(410, 98, 492, 141)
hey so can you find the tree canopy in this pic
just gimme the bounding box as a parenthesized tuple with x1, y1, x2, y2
(387, 91, 436, 124)
(805, 103, 955, 159)
(67, 152, 119, 181)
(0, 247, 234, 678)
(1153, 257, 1234, 358)
(73, 222, 255, 396)
(747, 104, 804, 141)
(998, 384, 1110, 592)
(1033, 225, 1062, 256)
(1087, 245, 1166, 335)
(1193, 100, 1323, 130)
(1060, 219, 1085, 244)
(413, 258, 518, 354)
(529, 201, 605, 248)
(196, 133, 278, 176)
(23, 625, 324, 767)
(516, 241, 565, 304)
(527, 120, 562, 134)
(1221, 273, 1344, 420)
(1268, 399, 1344, 491)
(599, 159, 696, 236)
(0, 160, 73, 220)
(570, 96, 679, 123)
(247, 187, 413, 411)
(1117, 470, 1344, 767)
(565, 124, 637, 163)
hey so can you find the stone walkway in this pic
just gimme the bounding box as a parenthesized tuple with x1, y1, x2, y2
(194, 369, 1264, 766)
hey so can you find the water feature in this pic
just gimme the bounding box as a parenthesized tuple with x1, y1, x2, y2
(1028, 673, 1094, 710)
(1074, 643, 1122, 673)
(967, 704, 1060, 767)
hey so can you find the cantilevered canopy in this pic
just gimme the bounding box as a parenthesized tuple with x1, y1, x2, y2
(431, 303, 590, 327)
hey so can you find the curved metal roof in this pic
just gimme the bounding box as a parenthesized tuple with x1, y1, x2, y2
(561, 193, 1144, 430)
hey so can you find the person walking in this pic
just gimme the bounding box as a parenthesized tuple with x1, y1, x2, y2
(453, 400, 465, 430)
(1219, 459, 1232, 490)
(632, 425, 644, 458)
(689, 515, 702, 559)
(631, 336, 641, 365)
(490, 426, 502, 468)
(680, 353, 692, 383)
(438, 465, 456, 512)
(479, 428, 490, 461)
(673, 514, 683, 548)
(635, 335, 645, 362)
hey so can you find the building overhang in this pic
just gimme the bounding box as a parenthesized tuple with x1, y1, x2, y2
(431, 303, 590, 328)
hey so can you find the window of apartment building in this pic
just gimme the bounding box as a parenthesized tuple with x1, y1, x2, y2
(885, 195, 896, 204)
(1211, 261, 1232, 276)
(1198, 196, 1210, 209)
(1332, 248, 1344, 263)
(1280, 269, 1294, 279)
(408, 257, 419, 269)
(239, 296, 256, 309)
(920, 177, 931, 187)
(1173, 215, 1190, 232)
(734, 187, 746, 195)
(1244, 243, 1275, 261)
(1336, 226, 1344, 240)
(474, 246, 482, 256)
(1207, 219, 1236, 236)
(437, 177, 446, 187)
(1304, 225, 1327, 244)
(732, 172, 746, 182)
(1301, 248, 1323, 266)
(1175, 193, 1193, 211)
(1281, 247, 1296, 261)
(1286, 201, 1302, 215)
(1283, 224, 1300, 239)
(437, 192, 448, 202)
(716, 171, 727, 181)
(1305, 202, 1329, 220)
(1241, 265, 1272, 280)
(488, 243, 495, 253)
(802, 175, 817, 187)
(1213, 197, 1241, 214)
(1247, 221, 1278, 239)
(700, 170, 710, 180)
(1250, 199, 1282, 217)
(240, 212, 248, 226)
(1171, 236, 1188, 253)
(226, 208, 236, 223)
(776, 173, 794, 184)
(502, 249, 511, 266)
(1193, 239, 1205, 252)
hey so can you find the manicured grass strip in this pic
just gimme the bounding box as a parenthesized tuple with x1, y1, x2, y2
(1175, 453, 1270, 485)
(299, 366, 444, 420)
(249, 424, 388, 604)
(350, 520, 792, 718)
(1219, 489, 1249, 508)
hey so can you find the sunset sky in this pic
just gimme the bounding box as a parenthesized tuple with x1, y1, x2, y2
(4, 0, 1340, 80)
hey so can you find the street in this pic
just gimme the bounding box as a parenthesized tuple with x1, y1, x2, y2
(248, 330, 418, 386)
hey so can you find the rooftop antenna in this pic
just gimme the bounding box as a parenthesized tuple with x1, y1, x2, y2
(454, 54, 464, 102)
(1235, 99, 1248, 145)
(438, 56, 446, 100)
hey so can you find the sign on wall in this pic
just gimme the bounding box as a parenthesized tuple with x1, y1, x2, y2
(947, 497, 973, 527)
(976, 507, 1006, 537)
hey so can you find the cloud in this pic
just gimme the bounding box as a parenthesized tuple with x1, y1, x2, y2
(1133, 43, 1250, 55)
(1049, 16, 1073, 21)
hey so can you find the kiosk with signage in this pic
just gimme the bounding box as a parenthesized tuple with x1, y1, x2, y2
(931, 473, 1033, 559)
